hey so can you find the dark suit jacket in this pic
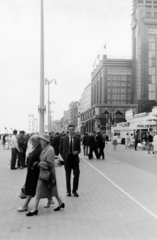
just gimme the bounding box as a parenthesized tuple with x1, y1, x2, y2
(59, 135, 81, 163)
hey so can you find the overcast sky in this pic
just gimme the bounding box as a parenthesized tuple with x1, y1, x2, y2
(0, 0, 132, 133)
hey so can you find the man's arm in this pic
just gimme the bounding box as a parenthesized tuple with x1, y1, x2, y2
(59, 137, 63, 157)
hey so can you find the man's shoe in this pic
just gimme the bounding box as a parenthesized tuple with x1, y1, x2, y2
(67, 193, 71, 197)
(72, 191, 79, 197)
(11, 167, 17, 170)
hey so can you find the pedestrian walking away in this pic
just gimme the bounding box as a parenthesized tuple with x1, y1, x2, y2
(59, 124, 81, 197)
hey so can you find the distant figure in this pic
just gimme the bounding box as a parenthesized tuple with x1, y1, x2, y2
(88, 132, 99, 160)
(134, 131, 140, 151)
(125, 133, 130, 149)
(130, 133, 134, 149)
(96, 131, 105, 159)
(10, 130, 20, 170)
(112, 133, 117, 151)
(82, 133, 89, 156)
(17, 131, 26, 168)
(53, 132, 61, 156)
(152, 132, 157, 157)
(147, 132, 153, 154)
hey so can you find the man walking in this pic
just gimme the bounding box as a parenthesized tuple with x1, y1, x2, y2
(96, 131, 105, 159)
(59, 124, 81, 197)
(10, 130, 20, 169)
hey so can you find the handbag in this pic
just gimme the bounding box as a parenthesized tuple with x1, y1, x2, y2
(39, 168, 51, 182)
(19, 186, 26, 199)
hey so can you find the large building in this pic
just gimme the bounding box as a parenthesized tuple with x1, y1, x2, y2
(69, 101, 79, 130)
(132, 0, 157, 112)
(80, 55, 138, 134)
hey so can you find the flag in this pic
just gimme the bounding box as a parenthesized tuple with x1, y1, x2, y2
(104, 44, 106, 49)
(97, 54, 100, 59)
(5, 127, 7, 130)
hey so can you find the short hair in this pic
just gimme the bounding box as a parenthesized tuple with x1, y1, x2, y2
(68, 124, 75, 129)
(13, 130, 17, 135)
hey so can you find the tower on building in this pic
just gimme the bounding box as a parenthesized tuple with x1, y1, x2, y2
(132, 0, 157, 112)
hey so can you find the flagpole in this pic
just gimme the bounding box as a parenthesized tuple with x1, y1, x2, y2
(39, 0, 45, 134)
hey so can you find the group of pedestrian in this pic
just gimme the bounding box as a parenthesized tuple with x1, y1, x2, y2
(124, 130, 157, 156)
(10, 130, 29, 169)
(17, 124, 81, 216)
(82, 131, 106, 160)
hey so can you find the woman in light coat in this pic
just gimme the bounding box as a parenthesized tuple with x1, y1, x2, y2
(26, 133, 65, 216)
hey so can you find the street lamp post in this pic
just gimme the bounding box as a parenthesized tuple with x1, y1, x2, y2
(45, 78, 56, 133)
(39, 0, 45, 134)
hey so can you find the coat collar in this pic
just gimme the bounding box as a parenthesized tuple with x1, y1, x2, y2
(40, 144, 50, 156)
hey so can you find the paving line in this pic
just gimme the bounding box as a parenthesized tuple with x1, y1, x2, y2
(81, 156, 157, 220)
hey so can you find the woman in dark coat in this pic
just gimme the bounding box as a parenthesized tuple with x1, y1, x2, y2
(26, 133, 65, 216)
(17, 134, 42, 212)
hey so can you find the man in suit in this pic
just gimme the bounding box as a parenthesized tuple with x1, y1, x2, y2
(96, 131, 105, 159)
(59, 124, 81, 197)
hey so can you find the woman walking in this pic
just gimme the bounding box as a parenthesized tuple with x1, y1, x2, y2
(26, 133, 65, 216)
(17, 134, 42, 212)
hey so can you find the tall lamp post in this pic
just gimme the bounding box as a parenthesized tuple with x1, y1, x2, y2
(44, 78, 56, 133)
(39, 0, 45, 134)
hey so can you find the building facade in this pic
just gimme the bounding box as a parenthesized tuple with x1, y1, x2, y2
(132, 0, 157, 112)
(69, 101, 79, 130)
(80, 55, 138, 134)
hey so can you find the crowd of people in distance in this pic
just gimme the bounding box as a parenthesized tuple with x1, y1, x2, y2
(124, 130, 157, 156)
(82, 131, 106, 159)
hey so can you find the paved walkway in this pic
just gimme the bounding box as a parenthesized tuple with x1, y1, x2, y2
(1, 143, 157, 239)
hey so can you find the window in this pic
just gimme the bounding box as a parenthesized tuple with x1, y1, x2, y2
(149, 51, 155, 58)
(149, 67, 155, 75)
(149, 58, 155, 66)
(146, 5, 152, 8)
(138, 0, 143, 3)
(154, 12, 157, 17)
(146, 12, 151, 17)
(146, 0, 152, 3)
(149, 92, 156, 100)
(149, 34, 156, 42)
(149, 42, 156, 50)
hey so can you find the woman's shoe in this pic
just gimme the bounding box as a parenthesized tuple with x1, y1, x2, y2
(26, 210, 38, 216)
(17, 207, 28, 212)
(54, 203, 65, 211)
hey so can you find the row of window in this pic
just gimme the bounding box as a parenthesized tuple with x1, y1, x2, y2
(107, 75, 131, 81)
(146, 11, 157, 17)
(107, 100, 129, 104)
(107, 89, 130, 93)
(107, 82, 130, 87)
(107, 94, 130, 100)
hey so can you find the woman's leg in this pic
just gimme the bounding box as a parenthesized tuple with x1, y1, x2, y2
(31, 198, 40, 211)
(22, 196, 32, 208)
(54, 186, 63, 206)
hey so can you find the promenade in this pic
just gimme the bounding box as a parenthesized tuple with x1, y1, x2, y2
(1, 143, 157, 240)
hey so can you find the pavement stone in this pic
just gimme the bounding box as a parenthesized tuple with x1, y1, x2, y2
(1, 143, 157, 239)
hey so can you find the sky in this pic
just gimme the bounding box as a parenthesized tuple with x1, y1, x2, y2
(0, 0, 132, 133)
